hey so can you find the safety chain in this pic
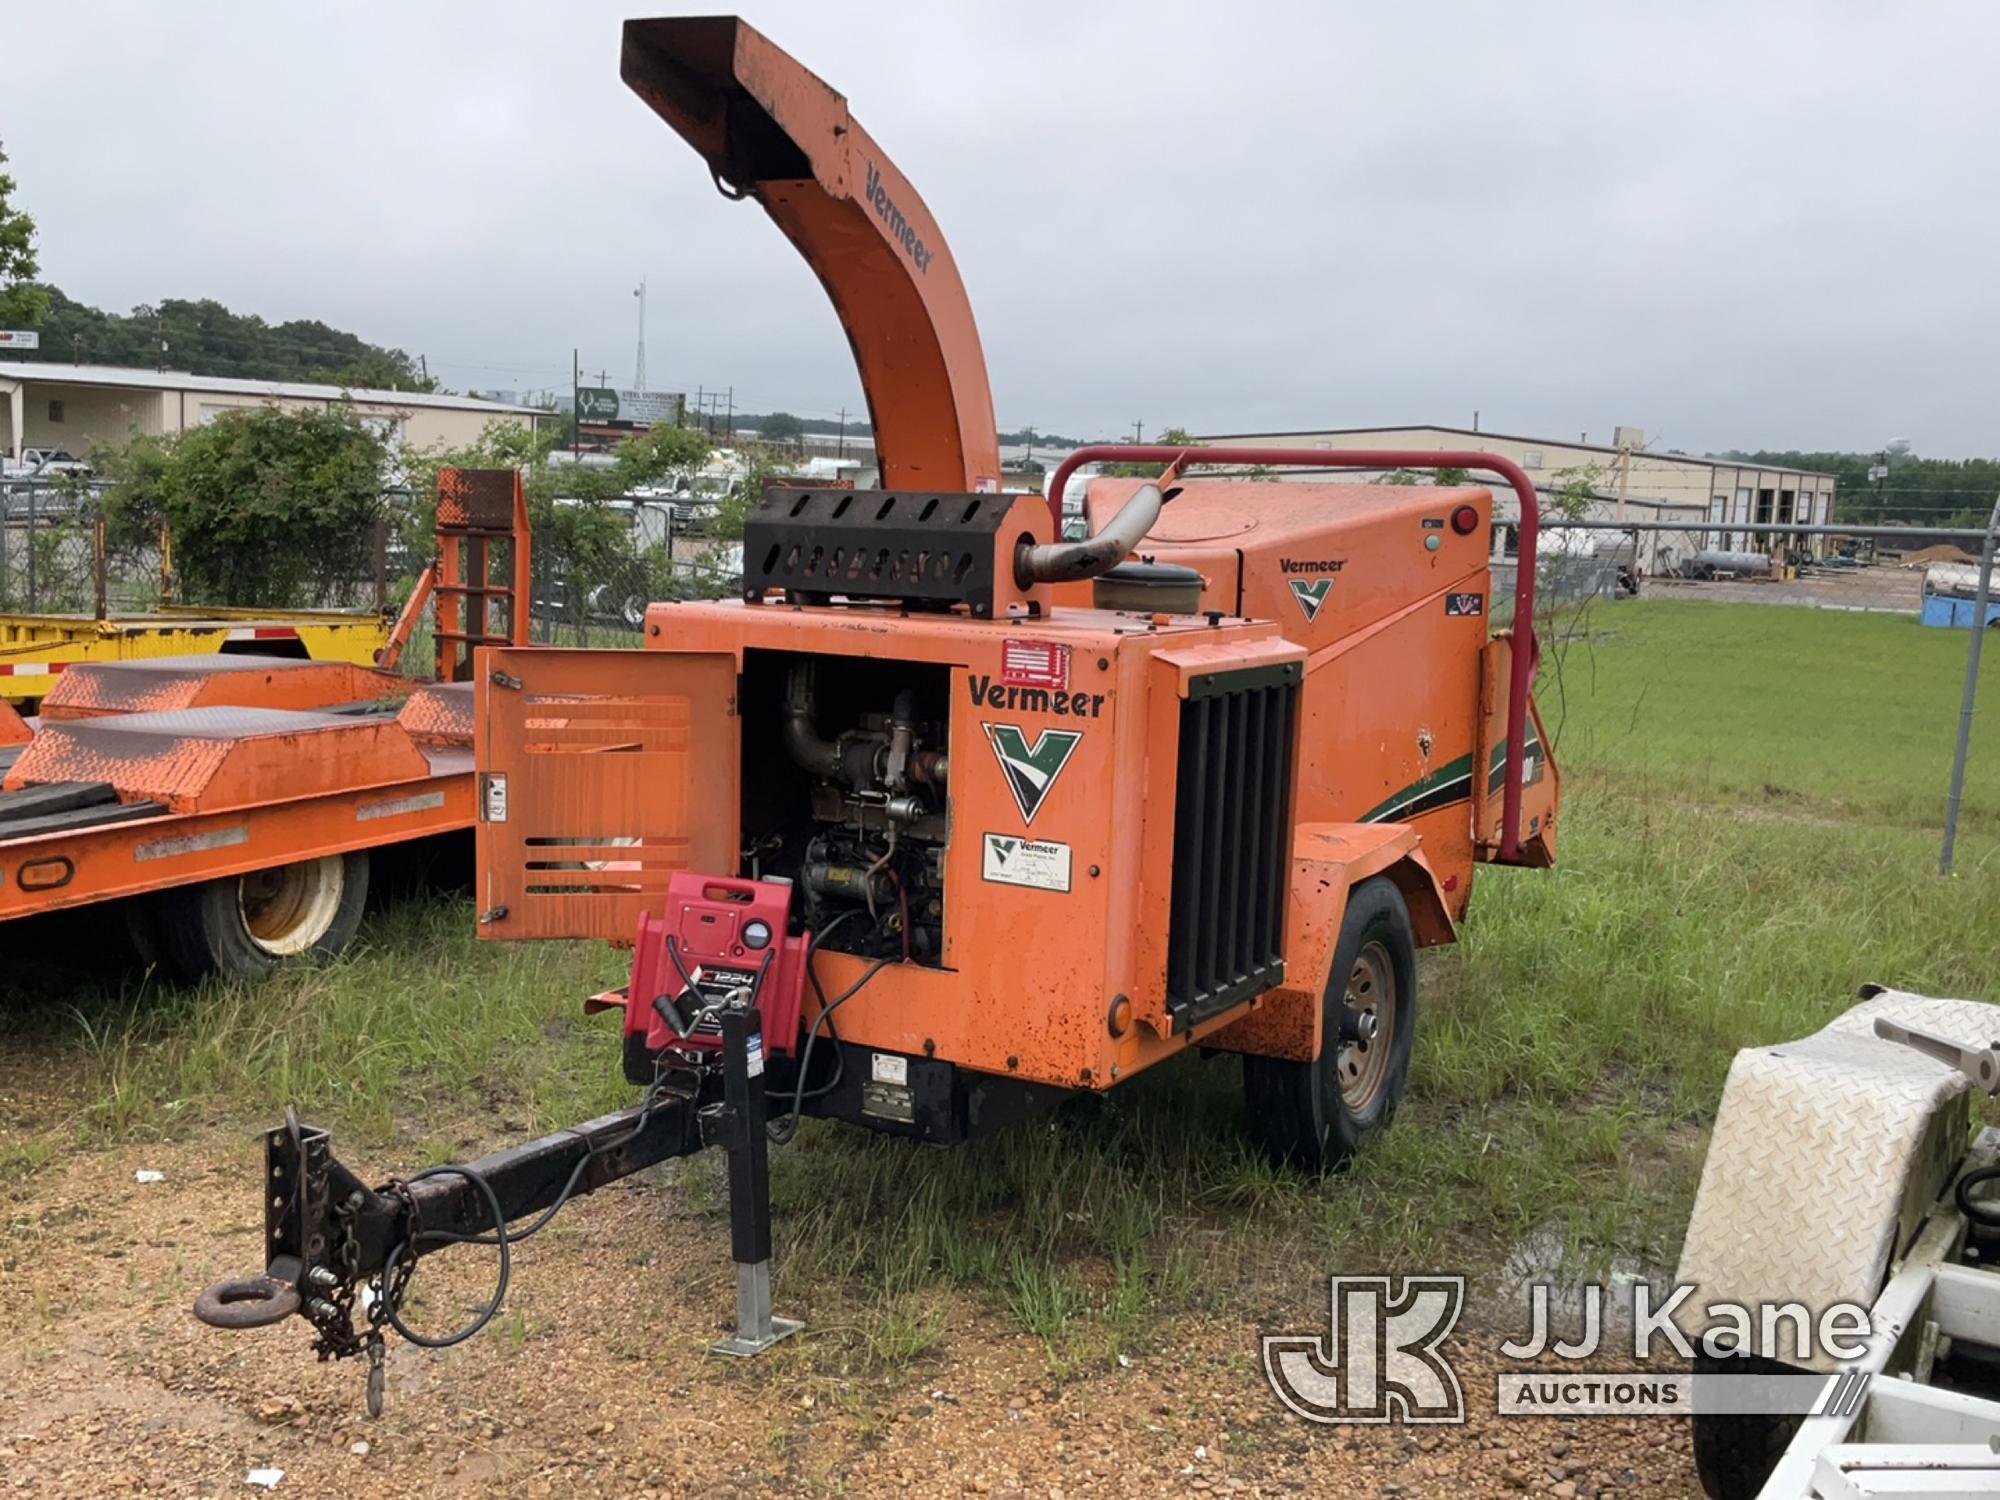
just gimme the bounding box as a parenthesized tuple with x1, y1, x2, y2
(358, 1181, 422, 1418)
(304, 1191, 367, 1364)
(299, 1183, 419, 1418)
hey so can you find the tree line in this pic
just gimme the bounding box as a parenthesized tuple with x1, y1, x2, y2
(18, 285, 436, 391)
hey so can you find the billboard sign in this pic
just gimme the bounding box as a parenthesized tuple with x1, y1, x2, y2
(0, 330, 41, 350)
(575, 387, 683, 428)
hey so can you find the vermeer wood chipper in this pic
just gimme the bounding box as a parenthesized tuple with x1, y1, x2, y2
(194, 15, 1560, 1403)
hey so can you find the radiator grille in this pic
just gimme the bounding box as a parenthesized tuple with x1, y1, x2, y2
(1165, 662, 1300, 1031)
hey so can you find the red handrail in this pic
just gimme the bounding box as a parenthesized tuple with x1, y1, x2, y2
(1044, 445, 1541, 864)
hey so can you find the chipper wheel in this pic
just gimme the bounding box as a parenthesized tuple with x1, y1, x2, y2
(1243, 876, 1417, 1170)
(148, 851, 371, 980)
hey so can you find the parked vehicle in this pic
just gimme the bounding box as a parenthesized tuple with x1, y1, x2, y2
(2, 448, 91, 480)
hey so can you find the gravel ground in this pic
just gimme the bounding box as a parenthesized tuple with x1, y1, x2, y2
(0, 1122, 1703, 1499)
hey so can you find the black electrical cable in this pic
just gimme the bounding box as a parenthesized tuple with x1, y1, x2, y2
(378, 1164, 509, 1350)
(660, 933, 773, 1038)
(787, 910, 867, 1102)
(376, 1076, 674, 1348)
(770, 953, 894, 1145)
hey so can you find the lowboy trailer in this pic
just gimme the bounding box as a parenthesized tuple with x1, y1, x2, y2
(0, 469, 528, 977)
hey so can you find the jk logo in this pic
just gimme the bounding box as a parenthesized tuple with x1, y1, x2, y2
(1263, 1276, 1466, 1424)
(983, 724, 1082, 825)
(1289, 578, 1334, 622)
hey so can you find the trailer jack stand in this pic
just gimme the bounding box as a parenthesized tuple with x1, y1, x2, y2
(706, 1007, 803, 1356)
(193, 1005, 803, 1403)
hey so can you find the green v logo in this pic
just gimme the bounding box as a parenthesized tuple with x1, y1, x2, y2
(983, 724, 1083, 825)
(1289, 578, 1333, 622)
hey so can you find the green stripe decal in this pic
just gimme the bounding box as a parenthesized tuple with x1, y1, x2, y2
(1359, 730, 1545, 825)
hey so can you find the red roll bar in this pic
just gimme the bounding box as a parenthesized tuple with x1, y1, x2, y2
(1044, 445, 1542, 864)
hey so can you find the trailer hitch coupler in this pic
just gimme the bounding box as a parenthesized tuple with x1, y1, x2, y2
(193, 1274, 301, 1330)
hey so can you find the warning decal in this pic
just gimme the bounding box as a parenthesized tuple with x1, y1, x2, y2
(1446, 592, 1485, 617)
(1002, 639, 1069, 691)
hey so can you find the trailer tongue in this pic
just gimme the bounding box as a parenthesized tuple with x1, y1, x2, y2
(194, 14, 1562, 1413)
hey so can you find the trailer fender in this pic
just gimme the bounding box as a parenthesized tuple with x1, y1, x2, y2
(1675, 985, 1997, 1371)
(1205, 822, 1452, 1063)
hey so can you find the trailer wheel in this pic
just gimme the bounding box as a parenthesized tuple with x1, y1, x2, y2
(159, 851, 370, 980)
(1243, 876, 1417, 1170)
(1690, 1352, 1803, 1499)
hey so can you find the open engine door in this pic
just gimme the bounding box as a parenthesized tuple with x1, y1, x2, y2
(474, 648, 739, 942)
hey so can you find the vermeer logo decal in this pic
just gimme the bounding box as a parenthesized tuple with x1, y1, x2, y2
(981, 833, 1072, 892)
(1289, 578, 1334, 622)
(864, 161, 935, 274)
(983, 724, 1082, 825)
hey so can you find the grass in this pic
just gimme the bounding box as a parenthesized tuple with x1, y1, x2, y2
(4, 596, 1998, 1374)
(1538, 597, 2000, 829)
(7, 898, 634, 1143)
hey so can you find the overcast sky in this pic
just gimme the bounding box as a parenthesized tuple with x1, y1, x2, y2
(6, 2, 1996, 456)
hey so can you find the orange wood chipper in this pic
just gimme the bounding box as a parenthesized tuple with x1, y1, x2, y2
(195, 15, 1560, 1404)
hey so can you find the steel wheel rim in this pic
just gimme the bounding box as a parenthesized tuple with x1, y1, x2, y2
(1337, 940, 1396, 1115)
(238, 856, 344, 957)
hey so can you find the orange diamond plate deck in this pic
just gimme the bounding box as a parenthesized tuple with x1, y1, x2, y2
(3, 707, 436, 814)
(396, 681, 475, 748)
(38, 656, 412, 722)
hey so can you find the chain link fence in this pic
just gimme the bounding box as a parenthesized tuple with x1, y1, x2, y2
(522, 497, 743, 647)
(1500, 510, 2000, 872)
(1496, 517, 1995, 618)
(1, 476, 397, 617)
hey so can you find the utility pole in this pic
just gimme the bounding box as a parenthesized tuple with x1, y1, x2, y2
(1616, 435, 1632, 522)
(836, 406, 848, 458)
(725, 387, 734, 439)
(571, 348, 581, 459)
(1132, 419, 1143, 444)
(694, 386, 704, 433)
(1472, 409, 1480, 433)
(418, 354, 428, 385)
(633, 278, 648, 392)
(1941, 492, 2000, 876)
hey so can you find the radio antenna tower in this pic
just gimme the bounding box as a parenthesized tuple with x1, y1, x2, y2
(632, 277, 648, 392)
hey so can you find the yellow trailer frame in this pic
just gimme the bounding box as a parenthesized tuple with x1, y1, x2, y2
(0, 607, 391, 707)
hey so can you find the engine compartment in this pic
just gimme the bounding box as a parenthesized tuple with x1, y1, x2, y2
(738, 649, 952, 966)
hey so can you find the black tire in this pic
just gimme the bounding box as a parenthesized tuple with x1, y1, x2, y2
(157, 851, 370, 981)
(122, 893, 168, 973)
(1690, 1352, 1803, 1500)
(1243, 876, 1417, 1170)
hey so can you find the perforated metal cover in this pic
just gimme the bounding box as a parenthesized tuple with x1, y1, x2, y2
(743, 488, 1015, 617)
(436, 467, 519, 530)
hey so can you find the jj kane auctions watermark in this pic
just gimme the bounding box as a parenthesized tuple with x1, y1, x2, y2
(1262, 1276, 1877, 1424)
